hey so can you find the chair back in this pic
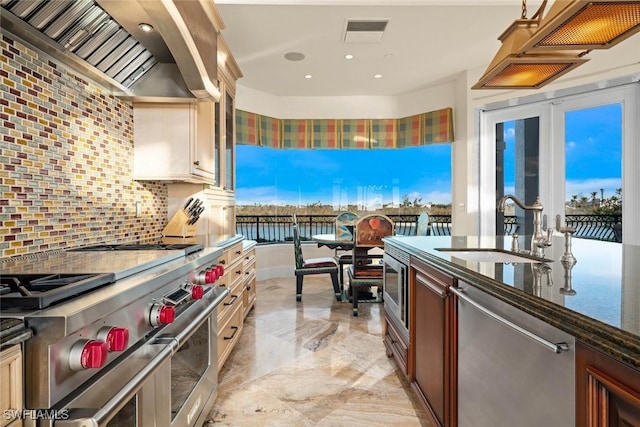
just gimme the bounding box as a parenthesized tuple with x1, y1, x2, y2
(292, 224, 304, 269)
(416, 211, 430, 236)
(335, 212, 358, 241)
(354, 214, 394, 248)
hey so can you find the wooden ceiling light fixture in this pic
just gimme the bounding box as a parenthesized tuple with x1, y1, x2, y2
(473, 0, 640, 90)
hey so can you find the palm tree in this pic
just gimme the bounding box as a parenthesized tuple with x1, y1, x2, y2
(570, 194, 578, 208)
(591, 191, 598, 207)
(580, 196, 589, 208)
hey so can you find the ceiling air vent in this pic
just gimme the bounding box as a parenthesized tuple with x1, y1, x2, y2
(343, 20, 389, 43)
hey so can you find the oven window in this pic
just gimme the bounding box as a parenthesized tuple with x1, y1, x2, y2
(171, 320, 210, 420)
(384, 263, 400, 305)
(107, 396, 137, 426)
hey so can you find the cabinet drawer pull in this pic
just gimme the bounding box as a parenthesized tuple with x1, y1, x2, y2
(223, 294, 238, 306)
(450, 287, 569, 354)
(223, 326, 239, 340)
(193, 160, 200, 166)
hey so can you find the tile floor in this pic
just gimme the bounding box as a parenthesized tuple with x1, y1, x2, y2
(206, 276, 432, 426)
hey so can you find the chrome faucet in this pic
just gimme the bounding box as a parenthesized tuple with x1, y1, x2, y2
(497, 195, 552, 257)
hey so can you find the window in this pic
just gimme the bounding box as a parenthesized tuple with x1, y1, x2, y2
(236, 145, 451, 211)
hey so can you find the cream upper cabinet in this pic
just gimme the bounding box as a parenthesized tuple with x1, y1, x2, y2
(133, 101, 216, 184)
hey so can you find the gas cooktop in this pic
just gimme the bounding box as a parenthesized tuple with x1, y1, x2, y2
(0, 273, 116, 310)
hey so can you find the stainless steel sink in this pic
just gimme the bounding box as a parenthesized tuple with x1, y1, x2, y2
(435, 248, 552, 264)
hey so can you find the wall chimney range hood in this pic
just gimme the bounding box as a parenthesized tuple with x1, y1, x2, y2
(0, 0, 222, 101)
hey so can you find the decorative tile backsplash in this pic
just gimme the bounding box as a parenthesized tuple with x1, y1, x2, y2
(0, 34, 167, 258)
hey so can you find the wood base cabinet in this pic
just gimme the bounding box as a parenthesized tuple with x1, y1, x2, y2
(576, 341, 640, 426)
(384, 311, 409, 375)
(216, 241, 245, 371)
(411, 258, 456, 427)
(242, 242, 257, 318)
(1, 345, 23, 427)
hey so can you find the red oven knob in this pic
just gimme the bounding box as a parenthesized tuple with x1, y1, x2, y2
(216, 264, 224, 276)
(97, 326, 129, 352)
(69, 339, 108, 371)
(204, 268, 218, 284)
(190, 285, 204, 300)
(149, 304, 175, 327)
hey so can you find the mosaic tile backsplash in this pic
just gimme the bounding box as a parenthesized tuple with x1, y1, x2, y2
(1, 34, 168, 258)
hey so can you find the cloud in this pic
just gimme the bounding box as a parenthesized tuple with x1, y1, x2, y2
(420, 190, 452, 204)
(565, 178, 621, 198)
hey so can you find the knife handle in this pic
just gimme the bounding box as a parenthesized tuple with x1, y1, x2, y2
(184, 197, 194, 210)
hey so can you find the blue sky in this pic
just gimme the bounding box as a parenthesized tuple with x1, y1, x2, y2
(501, 103, 622, 200)
(564, 103, 622, 199)
(236, 104, 622, 207)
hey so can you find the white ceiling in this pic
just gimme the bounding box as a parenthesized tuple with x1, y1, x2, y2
(214, 0, 551, 96)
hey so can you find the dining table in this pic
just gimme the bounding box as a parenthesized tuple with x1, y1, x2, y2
(312, 234, 354, 251)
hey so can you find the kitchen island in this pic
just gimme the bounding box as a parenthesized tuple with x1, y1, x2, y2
(384, 234, 640, 427)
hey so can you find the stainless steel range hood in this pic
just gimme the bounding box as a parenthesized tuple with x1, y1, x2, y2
(0, 0, 222, 101)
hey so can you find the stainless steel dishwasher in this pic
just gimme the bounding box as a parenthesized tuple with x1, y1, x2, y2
(452, 282, 575, 427)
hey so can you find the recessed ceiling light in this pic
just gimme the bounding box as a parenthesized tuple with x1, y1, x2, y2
(344, 54, 354, 60)
(304, 74, 313, 79)
(138, 23, 154, 33)
(374, 74, 383, 79)
(284, 52, 306, 61)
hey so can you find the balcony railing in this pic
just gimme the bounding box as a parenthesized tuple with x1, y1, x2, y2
(565, 214, 621, 242)
(236, 214, 454, 243)
(236, 213, 621, 243)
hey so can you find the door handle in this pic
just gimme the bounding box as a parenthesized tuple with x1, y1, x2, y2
(450, 287, 569, 354)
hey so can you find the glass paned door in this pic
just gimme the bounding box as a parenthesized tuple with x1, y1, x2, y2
(479, 103, 547, 238)
(564, 104, 622, 242)
(548, 85, 637, 244)
(496, 117, 541, 241)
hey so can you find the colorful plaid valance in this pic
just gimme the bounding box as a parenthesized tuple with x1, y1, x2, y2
(423, 108, 454, 144)
(370, 119, 396, 148)
(341, 119, 369, 149)
(397, 115, 422, 148)
(282, 119, 309, 148)
(311, 119, 339, 148)
(258, 114, 281, 148)
(236, 107, 453, 149)
(236, 110, 259, 146)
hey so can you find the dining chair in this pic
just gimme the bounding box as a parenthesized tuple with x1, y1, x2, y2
(334, 212, 359, 286)
(416, 211, 431, 236)
(347, 214, 394, 316)
(293, 224, 342, 302)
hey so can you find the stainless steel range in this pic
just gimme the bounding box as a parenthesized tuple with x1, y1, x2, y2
(0, 243, 228, 427)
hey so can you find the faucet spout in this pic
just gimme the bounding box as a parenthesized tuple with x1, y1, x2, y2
(497, 194, 543, 212)
(497, 195, 550, 257)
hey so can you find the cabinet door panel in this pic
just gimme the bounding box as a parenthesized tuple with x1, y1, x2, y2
(194, 101, 215, 178)
(134, 103, 193, 179)
(411, 258, 455, 427)
(577, 341, 640, 426)
(414, 278, 445, 425)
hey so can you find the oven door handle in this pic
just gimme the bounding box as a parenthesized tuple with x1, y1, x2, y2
(55, 287, 228, 426)
(55, 340, 176, 427)
(171, 286, 228, 346)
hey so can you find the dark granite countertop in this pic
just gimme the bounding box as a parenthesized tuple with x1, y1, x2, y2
(384, 235, 640, 370)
